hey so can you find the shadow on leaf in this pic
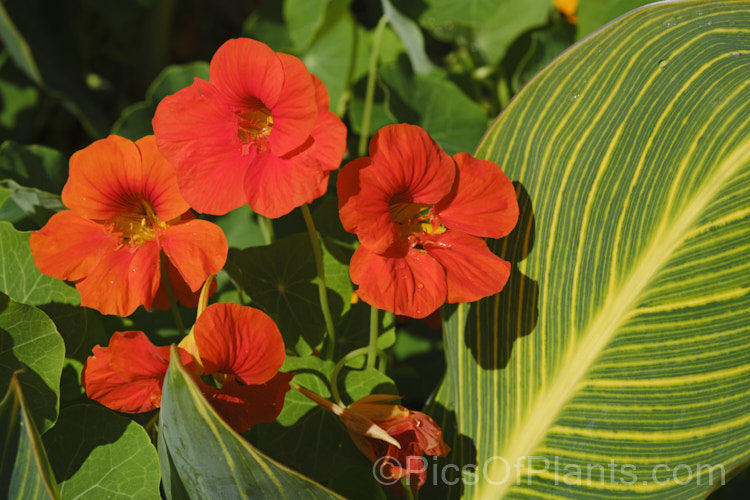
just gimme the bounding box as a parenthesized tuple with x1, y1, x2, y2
(420, 401, 477, 500)
(464, 181, 539, 369)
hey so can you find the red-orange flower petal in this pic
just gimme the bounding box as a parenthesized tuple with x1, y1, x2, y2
(350, 243, 447, 319)
(161, 219, 228, 292)
(243, 146, 326, 219)
(193, 302, 286, 385)
(435, 152, 519, 239)
(338, 124, 455, 254)
(76, 239, 161, 317)
(310, 75, 347, 176)
(307, 77, 347, 200)
(425, 231, 511, 303)
(106, 331, 171, 386)
(311, 73, 331, 111)
(133, 135, 191, 221)
(311, 111, 347, 174)
(82, 331, 194, 413)
(153, 81, 250, 215)
(295, 389, 450, 498)
(367, 124, 455, 206)
(203, 371, 293, 433)
(82, 344, 157, 413)
(30, 211, 110, 282)
(366, 410, 450, 497)
(270, 53, 318, 156)
(62, 136, 144, 220)
(82, 332, 164, 413)
(208, 38, 284, 112)
(61, 135, 188, 222)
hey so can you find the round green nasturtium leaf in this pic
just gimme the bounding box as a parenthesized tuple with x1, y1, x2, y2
(0, 293, 64, 433)
(43, 405, 161, 499)
(0, 222, 85, 355)
(229, 233, 352, 356)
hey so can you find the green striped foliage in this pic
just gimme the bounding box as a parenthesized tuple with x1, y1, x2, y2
(436, 1, 750, 498)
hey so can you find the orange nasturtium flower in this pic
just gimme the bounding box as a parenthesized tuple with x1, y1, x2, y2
(554, 0, 578, 24)
(30, 135, 227, 317)
(337, 124, 519, 318)
(82, 331, 195, 413)
(152, 37, 347, 218)
(82, 302, 292, 432)
(296, 387, 450, 497)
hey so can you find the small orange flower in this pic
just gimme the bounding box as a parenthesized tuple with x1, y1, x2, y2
(296, 387, 450, 497)
(82, 302, 292, 432)
(153, 38, 346, 218)
(554, 0, 578, 24)
(337, 124, 519, 318)
(81, 331, 195, 413)
(30, 135, 228, 316)
(179, 302, 293, 432)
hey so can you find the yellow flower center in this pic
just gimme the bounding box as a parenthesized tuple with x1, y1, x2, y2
(237, 106, 273, 152)
(109, 199, 165, 246)
(420, 222, 447, 235)
(389, 200, 447, 249)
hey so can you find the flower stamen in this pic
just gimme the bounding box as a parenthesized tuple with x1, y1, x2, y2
(389, 201, 447, 248)
(109, 199, 165, 246)
(237, 106, 273, 153)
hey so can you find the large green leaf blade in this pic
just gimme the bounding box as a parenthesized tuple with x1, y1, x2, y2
(159, 346, 342, 499)
(436, 1, 750, 499)
(0, 374, 60, 500)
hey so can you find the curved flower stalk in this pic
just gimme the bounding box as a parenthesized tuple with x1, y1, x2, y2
(30, 135, 228, 317)
(295, 385, 450, 497)
(337, 124, 519, 318)
(153, 37, 347, 218)
(82, 302, 292, 432)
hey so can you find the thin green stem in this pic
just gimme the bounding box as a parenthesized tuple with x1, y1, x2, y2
(146, 0, 175, 83)
(401, 477, 415, 500)
(367, 306, 379, 369)
(337, 16, 360, 117)
(496, 65, 511, 113)
(143, 410, 160, 444)
(330, 346, 369, 406)
(358, 15, 389, 157)
(301, 204, 336, 360)
(258, 214, 275, 245)
(377, 351, 388, 373)
(236, 286, 247, 306)
(160, 261, 185, 336)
